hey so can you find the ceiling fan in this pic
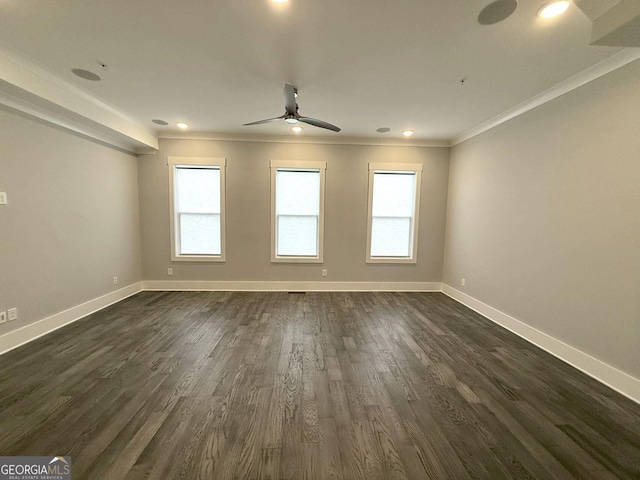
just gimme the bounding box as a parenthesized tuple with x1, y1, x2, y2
(243, 83, 341, 132)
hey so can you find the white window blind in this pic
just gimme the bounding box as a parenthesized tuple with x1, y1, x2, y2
(275, 169, 320, 256)
(270, 160, 326, 263)
(367, 163, 422, 263)
(168, 157, 226, 262)
(176, 166, 221, 255)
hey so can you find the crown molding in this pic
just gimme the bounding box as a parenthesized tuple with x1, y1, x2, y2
(451, 48, 640, 147)
(157, 131, 451, 148)
(2, 39, 637, 153)
(0, 91, 150, 156)
(0, 42, 158, 154)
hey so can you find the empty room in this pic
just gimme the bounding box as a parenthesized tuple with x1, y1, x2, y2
(1, 0, 639, 479)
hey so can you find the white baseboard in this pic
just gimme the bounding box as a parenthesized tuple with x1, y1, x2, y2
(142, 280, 442, 292)
(0, 281, 436, 356)
(0, 282, 143, 356)
(441, 284, 640, 405)
(4, 279, 638, 405)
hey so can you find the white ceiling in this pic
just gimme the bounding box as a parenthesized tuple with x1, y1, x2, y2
(0, 0, 631, 144)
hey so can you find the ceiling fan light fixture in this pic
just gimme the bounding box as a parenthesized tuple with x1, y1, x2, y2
(538, 0, 570, 18)
(243, 84, 340, 132)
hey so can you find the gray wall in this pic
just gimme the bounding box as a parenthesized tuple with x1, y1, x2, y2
(0, 108, 142, 335)
(138, 139, 450, 283)
(443, 60, 640, 377)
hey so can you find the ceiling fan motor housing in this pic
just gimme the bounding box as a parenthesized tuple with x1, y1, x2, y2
(243, 84, 340, 132)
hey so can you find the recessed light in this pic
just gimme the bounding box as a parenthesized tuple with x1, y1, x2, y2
(176, 122, 189, 129)
(291, 126, 303, 133)
(152, 119, 169, 125)
(273, 0, 288, 3)
(538, 0, 570, 18)
(71, 68, 101, 81)
(376, 127, 391, 133)
(402, 130, 414, 137)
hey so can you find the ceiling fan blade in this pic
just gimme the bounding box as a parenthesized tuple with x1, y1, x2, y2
(299, 116, 341, 132)
(284, 84, 297, 115)
(243, 115, 284, 126)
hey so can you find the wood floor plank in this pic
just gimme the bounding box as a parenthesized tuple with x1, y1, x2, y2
(196, 428, 226, 480)
(318, 417, 345, 480)
(0, 291, 639, 479)
(101, 411, 167, 480)
(365, 404, 409, 480)
(258, 448, 281, 480)
(280, 423, 302, 479)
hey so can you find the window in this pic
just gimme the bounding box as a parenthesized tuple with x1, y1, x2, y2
(168, 157, 226, 262)
(366, 163, 422, 263)
(270, 160, 326, 263)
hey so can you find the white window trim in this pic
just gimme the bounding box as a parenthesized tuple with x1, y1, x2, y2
(168, 156, 227, 262)
(270, 160, 326, 264)
(366, 162, 422, 264)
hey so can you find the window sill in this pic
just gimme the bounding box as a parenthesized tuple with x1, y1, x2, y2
(366, 257, 417, 264)
(171, 254, 226, 263)
(271, 256, 324, 264)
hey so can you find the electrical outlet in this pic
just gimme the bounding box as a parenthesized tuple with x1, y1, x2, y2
(113, 276, 118, 285)
(461, 278, 466, 287)
(7, 308, 17, 321)
(167, 267, 173, 276)
(0, 192, 7, 205)
(0, 311, 6, 324)
(322, 269, 327, 277)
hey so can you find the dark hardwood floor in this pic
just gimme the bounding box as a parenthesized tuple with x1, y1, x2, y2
(0, 291, 639, 479)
